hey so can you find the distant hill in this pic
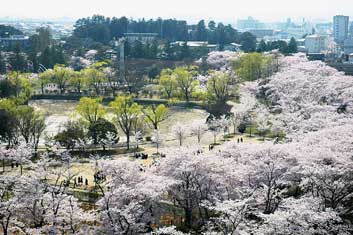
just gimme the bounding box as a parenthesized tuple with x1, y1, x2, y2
(0, 24, 23, 38)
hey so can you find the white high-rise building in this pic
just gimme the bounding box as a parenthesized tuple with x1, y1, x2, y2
(333, 15, 349, 43)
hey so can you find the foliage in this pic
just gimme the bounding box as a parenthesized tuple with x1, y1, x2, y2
(143, 104, 169, 130)
(159, 69, 177, 99)
(174, 66, 199, 102)
(233, 53, 273, 81)
(0, 25, 23, 38)
(110, 95, 142, 149)
(88, 118, 117, 150)
(54, 121, 85, 150)
(75, 97, 106, 126)
(16, 105, 46, 151)
(82, 66, 107, 96)
(52, 65, 74, 93)
(205, 71, 232, 106)
(257, 37, 298, 55)
(239, 32, 257, 52)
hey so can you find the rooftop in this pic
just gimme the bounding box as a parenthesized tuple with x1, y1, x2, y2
(124, 33, 158, 36)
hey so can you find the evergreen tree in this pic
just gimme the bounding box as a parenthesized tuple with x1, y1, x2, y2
(287, 37, 298, 54)
(257, 39, 268, 52)
(216, 23, 226, 50)
(278, 41, 289, 55)
(0, 52, 6, 74)
(180, 42, 190, 59)
(28, 52, 39, 73)
(51, 45, 66, 65)
(195, 20, 208, 41)
(29, 27, 52, 53)
(239, 32, 257, 52)
(164, 41, 172, 60)
(131, 41, 144, 58)
(39, 46, 53, 69)
(208, 21, 216, 31)
(9, 44, 27, 72)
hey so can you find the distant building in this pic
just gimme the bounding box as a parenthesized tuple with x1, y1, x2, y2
(315, 22, 332, 36)
(237, 17, 263, 30)
(43, 83, 60, 94)
(124, 33, 158, 44)
(333, 15, 349, 44)
(296, 38, 307, 53)
(350, 22, 353, 37)
(304, 34, 327, 53)
(0, 35, 30, 48)
(343, 38, 353, 55)
(223, 43, 242, 52)
(171, 41, 218, 52)
(247, 29, 274, 39)
(296, 38, 305, 47)
(348, 53, 353, 63)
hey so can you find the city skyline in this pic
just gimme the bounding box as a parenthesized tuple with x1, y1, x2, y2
(1, 0, 352, 23)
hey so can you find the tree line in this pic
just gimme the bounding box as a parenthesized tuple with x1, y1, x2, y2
(69, 15, 257, 51)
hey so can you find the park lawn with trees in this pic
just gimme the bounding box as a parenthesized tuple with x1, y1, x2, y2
(2, 12, 348, 235)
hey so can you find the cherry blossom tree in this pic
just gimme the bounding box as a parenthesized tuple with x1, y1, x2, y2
(208, 118, 222, 144)
(7, 144, 32, 175)
(0, 175, 22, 235)
(152, 129, 163, 154)
(96, 158, 175, 234)
(189, 120, 207, 144)
(203, 199, 251, 235)
(256, 109, 271, 140)
(172, 123, 188, 147)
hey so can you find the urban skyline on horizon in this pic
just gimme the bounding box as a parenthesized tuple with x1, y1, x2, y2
(1, 0, 352, 24)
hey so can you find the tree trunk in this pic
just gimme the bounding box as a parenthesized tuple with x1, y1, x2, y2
(2, 225, 8, 235)
(126, 134, 130, 150)
(111, 86, 116, 96)
(95, 86, 100, 96)
(34, 140, 39, 155)
(184, 207, 192, 230)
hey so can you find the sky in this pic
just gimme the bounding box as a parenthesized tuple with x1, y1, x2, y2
(1, 0, 352, 23)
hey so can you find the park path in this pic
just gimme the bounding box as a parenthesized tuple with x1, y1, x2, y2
(228, 82, 258, 115)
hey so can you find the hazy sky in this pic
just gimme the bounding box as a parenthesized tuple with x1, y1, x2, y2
(2, 0, 352, 23)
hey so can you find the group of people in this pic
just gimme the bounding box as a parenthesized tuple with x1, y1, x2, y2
(10, 162, 19, 168)
(237, 137, 244, 143)
(73, 176, 88, 188)
(134, 152, 148, 159)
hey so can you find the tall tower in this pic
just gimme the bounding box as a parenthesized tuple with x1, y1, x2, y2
(333, 15, 349, 44)
(114, 38, 126, 84)
(119, 38, 125, 84)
